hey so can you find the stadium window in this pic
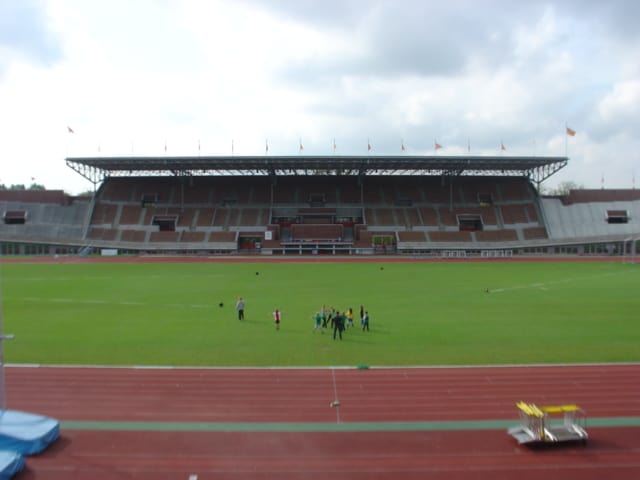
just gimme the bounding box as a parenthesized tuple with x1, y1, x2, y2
(3, 210, 27, 224)
(152, 215, 177, 232)
(605, 210, 629, 224)
(457, 214, 483, 231)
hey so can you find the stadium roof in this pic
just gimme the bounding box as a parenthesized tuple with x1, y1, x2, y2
(66, 154, 567, 187)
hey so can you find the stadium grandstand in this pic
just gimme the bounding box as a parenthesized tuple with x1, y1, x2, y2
(1, 154, 639, 258)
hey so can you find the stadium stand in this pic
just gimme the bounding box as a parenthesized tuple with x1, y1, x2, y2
(3, 154, 639, 257)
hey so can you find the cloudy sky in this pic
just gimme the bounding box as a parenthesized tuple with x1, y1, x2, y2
(1, 0, 639, 194)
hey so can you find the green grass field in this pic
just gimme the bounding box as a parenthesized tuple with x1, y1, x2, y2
(1, 260, 638, 366)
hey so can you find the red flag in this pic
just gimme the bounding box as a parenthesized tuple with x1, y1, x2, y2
(367, 140, 372, 152)
(434, 141, 443, 150)
(566, 126, 576, 136)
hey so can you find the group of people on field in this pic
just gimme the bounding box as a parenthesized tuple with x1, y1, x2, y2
(312, 304, 370, 340)
(235, 297, 370, 337)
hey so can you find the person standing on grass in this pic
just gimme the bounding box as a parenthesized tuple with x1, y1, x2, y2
(325, 306, 335, 330)
(346, 307, 354, 329)
(359, 305, 365, 327)
(273, 309, 281, 330)
(362, 311, 370, 331)
(313, 312, 323, 333)
(333, 310, 345, 340)
(236, 297, 245, 320)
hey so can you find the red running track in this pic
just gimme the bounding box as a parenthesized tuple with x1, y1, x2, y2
(7, 364, 640, 479)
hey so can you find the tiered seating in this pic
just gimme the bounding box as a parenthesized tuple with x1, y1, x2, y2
(437, 206, 498, 227)
(142, 207, 175, 225)
(522, 226, 548, 240)
(419, 207, 438, 226)
(397, 231, 426, 242)
(120, 230, 146, 242)
(500, 204, 530, 224)
(180, 231, 206, 242)
(91, 204, 118, 225)
(525, 204, 539, 222)
(119, 205, 142, 225)
(135, 178, 176, 203)
(353, 228, 373, 248)
(379, 185, 396, 204)
(499, 178, 533, 201)
(424, 183, 454, 203)
(80, 174, 550, 251)
(290, 224, 343, 240)
(388, 177, 424, 204)
(438, 208, 458, 226)
(182, 185, 212, 203)
(272, 179, 297, 203)
(149, 231, 179, 242)
(401, 208, 421, 227)
(362, 185, 383, 203)
(196, 208, 214, 226)
(368, 208, 396, 226)
(209, 231, 237, 242)
(428, 231, 472, 242)
(176, 208, 196, 227)
(212, 208, 228, 226)
(475, 229, 518, 242)
(338, 185, 361, 204)
(238, 208, 262, 226)
(298, 177, 337, 205)
(87, 227, 118, 241)
(100, 180, 134, 202)
(251, 182, 271, 203)
(226, 208, 241, 226)
(460, 179, 499, 204)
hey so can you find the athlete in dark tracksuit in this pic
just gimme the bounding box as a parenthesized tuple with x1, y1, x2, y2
(333, 311, 345, 340)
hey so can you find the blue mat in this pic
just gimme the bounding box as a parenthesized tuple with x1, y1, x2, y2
(0, 451, 24, 480)
(0, 410, 59, 455)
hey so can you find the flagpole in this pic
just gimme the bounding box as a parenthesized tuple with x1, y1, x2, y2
(565, 123, 568, 157)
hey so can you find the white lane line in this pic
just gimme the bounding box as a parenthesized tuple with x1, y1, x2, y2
(331, 367, 341, 424)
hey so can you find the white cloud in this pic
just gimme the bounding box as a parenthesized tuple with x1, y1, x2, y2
(0, 0, 639, 193)
(596, 80, 640, 125)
